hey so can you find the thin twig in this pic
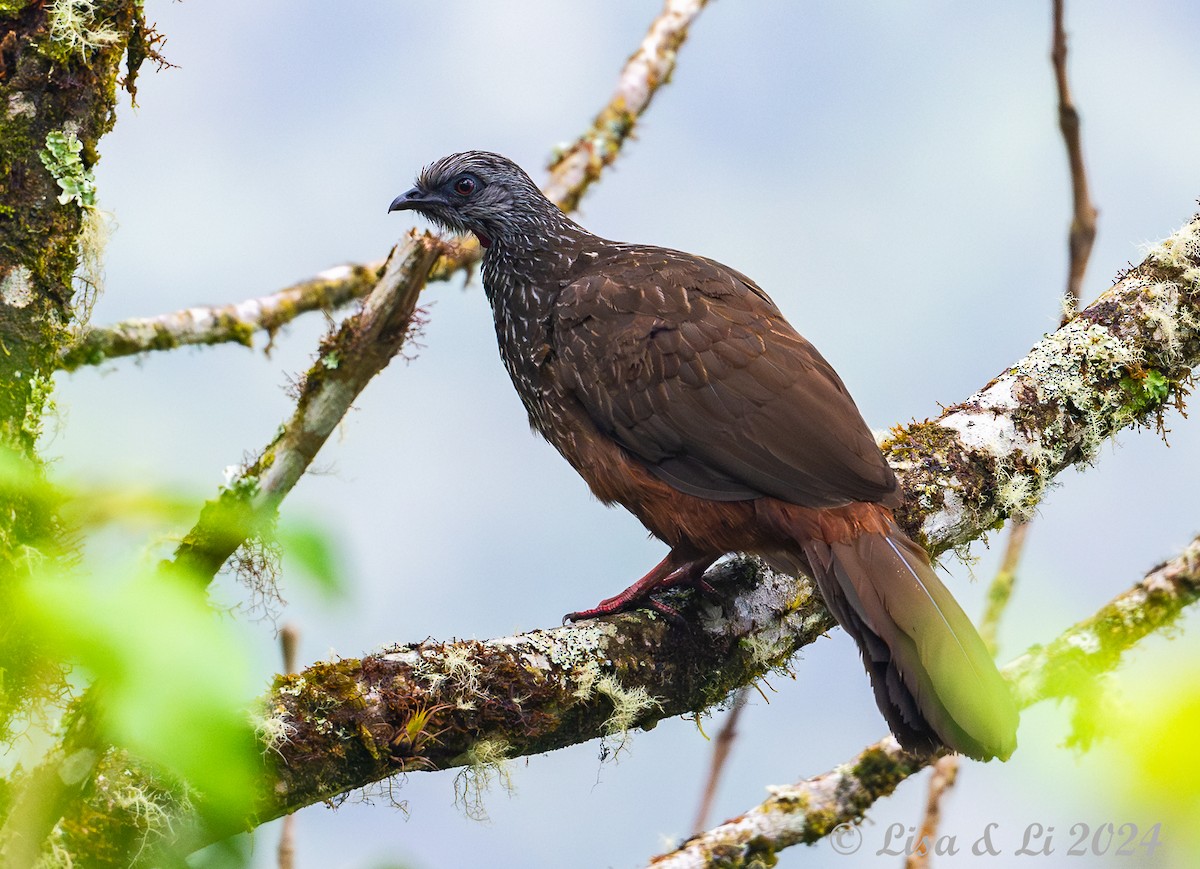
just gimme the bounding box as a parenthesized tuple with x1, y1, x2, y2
(1053, 0, 1097, 323)
(277, 624, 299, 869)
(905, 756, 959, 869)
(542, 0, 710, 213)
(690, 686, 749, 836)
(978, 519, 1031, 655)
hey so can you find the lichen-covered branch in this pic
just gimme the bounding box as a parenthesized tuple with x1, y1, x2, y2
(645, 532, 1200, 868)
(168, 234, 444, 583)
(883, 214, 1200, 552)
(57, 261, 384, 370)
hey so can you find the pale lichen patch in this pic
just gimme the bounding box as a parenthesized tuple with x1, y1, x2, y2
(253, 706, 296, 755)
(1, 265, 34, 308)
(1066, 630, 1101, 655)
(47, 0, 121, 55)
(452, 738, 514, 822)
(740, 631, 793, 672)
(6, 91, 35, 119)
(441, 644, 483, 698)
(594, 674, 660, 737)
(1143, 222, 1200, 273)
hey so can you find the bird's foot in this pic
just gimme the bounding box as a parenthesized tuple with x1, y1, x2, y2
(563, 553, 719, 623)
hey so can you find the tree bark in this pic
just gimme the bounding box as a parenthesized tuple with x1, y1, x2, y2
(0, 0, 137, 746)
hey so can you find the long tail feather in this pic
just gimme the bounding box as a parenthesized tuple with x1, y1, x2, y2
(798, 520, 1018, 761)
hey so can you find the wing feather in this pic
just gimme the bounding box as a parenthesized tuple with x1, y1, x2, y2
(553, 248, 896, 507)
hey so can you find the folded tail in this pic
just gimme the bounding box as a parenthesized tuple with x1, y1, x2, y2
(797, 520, 1018, 761)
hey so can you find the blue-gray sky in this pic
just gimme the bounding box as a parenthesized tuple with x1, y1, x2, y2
(53, 2, 1200, 866)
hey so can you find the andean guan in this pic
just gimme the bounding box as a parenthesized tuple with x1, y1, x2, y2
(389, 151, 1018, 761)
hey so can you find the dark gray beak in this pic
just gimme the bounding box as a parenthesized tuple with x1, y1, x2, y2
(388, 187, 434, 213)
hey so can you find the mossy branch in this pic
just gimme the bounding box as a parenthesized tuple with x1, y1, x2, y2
(883, 214, 1200, 553)
(57, 262, 385, 370)
(168, 232, 444, 583)
(646, 532, 1200, 868)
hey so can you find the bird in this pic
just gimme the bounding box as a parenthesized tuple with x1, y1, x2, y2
(389, 150, 1018, 761)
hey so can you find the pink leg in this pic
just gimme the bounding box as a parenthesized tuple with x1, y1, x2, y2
(564, 551, 719, 622)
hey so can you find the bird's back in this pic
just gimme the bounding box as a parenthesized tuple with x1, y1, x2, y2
(530, 240, 899, 509)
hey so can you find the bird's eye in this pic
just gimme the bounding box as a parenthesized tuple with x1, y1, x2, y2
(453, 176, 477, 197)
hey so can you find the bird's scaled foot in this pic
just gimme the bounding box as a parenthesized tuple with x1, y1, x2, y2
(564, 553, 719, 622)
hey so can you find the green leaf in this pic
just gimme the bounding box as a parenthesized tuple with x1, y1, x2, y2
(278, 521, 344, 599)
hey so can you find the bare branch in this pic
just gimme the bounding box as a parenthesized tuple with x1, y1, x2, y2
(690, 686, 749, 836)
(1053, 0, 1098, 321)
(646, 532, 1200, 868)
(278, 624, 300, 869)
(978, 520, 1031, 655)
(905, 756, 959, 869)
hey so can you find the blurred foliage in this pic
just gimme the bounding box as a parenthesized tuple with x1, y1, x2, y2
(1113, 665, 1200, 861)
(0, 445, 345, 861)
(16, 566, 261, 825)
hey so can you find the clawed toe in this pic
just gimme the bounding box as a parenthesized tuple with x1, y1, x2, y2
(562, 552, 721, 625)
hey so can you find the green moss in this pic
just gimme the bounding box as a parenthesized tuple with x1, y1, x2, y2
(739, 840, 781, 868)
(1118, 368, 1171, 418)
(0, 0, 29, 19)
(852, 744, 911, 799)
(20, 371, 56, 443)
(802, 807, 841, 841)
(880, 419, 996, 547)
(54, 748, 196, 869)
(228, 318, 257, 348)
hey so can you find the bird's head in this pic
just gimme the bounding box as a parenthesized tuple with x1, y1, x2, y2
(388, 151, 548, 248)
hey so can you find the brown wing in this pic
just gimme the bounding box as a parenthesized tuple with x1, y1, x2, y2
(553, 247, 897, 508)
